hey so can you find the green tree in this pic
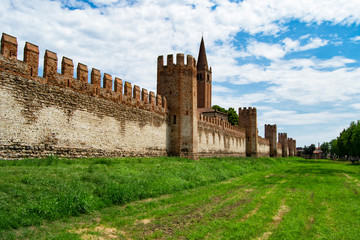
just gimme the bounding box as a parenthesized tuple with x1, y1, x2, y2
(349, 120, 360, 158)
(212, 105, 227, 114)
(227, 107, 239, 126)
(329, 139, 339, 158)
(211, 105, 239, 126)
(320, 142, 330, 157)
(330, 120, 360, 160)
(304, 144, 316, 158)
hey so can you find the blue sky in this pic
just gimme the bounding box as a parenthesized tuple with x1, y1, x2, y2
(1, 0, 360, 147)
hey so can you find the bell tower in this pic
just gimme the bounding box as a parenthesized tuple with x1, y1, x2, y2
(197, 37, 212, 109)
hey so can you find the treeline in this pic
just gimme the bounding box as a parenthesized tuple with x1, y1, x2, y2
(330, 120, 360, 160)
(212, 105, 239, 125)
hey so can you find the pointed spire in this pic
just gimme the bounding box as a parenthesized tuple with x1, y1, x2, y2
(197, 36, 208, 70)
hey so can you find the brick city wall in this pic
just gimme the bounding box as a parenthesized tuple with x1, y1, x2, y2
(0, 34, 168, 159)
(197, 115, 246, 157)
(277, 143, 283, 157)
(257, 136, 270, 157)
(0, 33, 297, 160)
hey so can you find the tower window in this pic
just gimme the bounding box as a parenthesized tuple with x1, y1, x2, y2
(173, 115, 176, 124)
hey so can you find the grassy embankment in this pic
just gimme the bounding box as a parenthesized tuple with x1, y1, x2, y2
(1, 156, 360, 239)
(0, 156, 282, 231)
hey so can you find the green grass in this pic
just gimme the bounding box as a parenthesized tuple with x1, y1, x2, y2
(0, 156, 282, 232)
(1, 157, 360, 239)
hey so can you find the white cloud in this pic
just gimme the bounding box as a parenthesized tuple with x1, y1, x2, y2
(214, 56, 359, 106)
(299, 37, 328, 51)
(90, 0, 119, 5)
(247, 41, 286, 60)
(284, 37, 329, 53)
(245, 36, 328, 60)
(212, 85, 233, 94)
(259, 109, 357, 126)
(351, 103, 360, 109)
(351, 36, 360, 42)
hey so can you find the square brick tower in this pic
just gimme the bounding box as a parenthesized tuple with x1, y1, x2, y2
(278, 133, 288, 157)
(287, 138, 296, 157)
(197, 37, 212, 109)
(265, 124, 277, 157)
(239, 107, 258, 157)
(157, 54, 199, 160)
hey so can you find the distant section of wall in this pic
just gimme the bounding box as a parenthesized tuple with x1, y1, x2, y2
(257, 137, 270, 157)
(0, 34, 168, 159)
(277, 143, 283, 157)
(278, 133, 288, 157)
(265, 124, 277, 157)
(197, 115, 246, 157)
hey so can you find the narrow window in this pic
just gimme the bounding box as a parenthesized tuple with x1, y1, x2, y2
(173, 115, 176, 124)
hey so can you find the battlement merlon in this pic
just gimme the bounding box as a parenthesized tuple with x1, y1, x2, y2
(103, 73, 112, 91)
(149, 91, 156, 106)
(114, 77, 123, 95)
(1, 33, 17, 59)
(142, 88, 148, 103)
(61, 57, 74, 78)
(24, 42, 39, 77)
(124, 81, 132, 98)
(238, 107, 257, 115)
(44, 50, 58, 78)
(91, 68, 101, 87)
(133, 85, 140, 101)
(157, 54, 196, 68)
(77, 63, 88, 82)
(156, 94, 162, 107)
(265, 124, 277, 131)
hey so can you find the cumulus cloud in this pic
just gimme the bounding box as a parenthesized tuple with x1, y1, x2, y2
(246, 37, 329, 60)
(259, 109, 357, 126)
(247, 41, 286, 60)
(212, 85, 233, 94)
(351, 36, 360, 42)
(227, 56, 360, 105)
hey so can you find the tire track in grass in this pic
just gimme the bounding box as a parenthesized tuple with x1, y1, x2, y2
(239, 178, 288, 224)
(123, 179, 250, 238)
(139, 185, 256, 238)
(203, 174, 290, 239)
(240, 203, 261, 222)
(343, 173, 360, 187)
(255, 199, 290, 240)
(129, 175, 271, 239)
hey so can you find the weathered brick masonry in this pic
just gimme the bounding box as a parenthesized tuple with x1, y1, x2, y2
(0, 33, 168, 159)
(197, 114, 246, 157)
(0, 33, 297, 160)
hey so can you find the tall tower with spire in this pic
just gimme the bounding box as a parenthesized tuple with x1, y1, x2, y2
(197, 37, 212, 109)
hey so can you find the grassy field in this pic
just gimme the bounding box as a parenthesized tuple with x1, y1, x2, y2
(0, 157, 360, 239)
